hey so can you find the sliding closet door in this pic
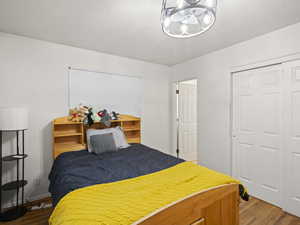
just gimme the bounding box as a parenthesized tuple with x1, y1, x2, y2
(232, 65, 283, 206)
(283, 60, 300, 217)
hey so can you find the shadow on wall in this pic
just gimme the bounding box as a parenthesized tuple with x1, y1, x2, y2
(26, 122, 53, 201)
(40, 122, 53, 196)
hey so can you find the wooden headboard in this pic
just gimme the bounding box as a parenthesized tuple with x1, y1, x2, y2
(52, 115, 141, 158)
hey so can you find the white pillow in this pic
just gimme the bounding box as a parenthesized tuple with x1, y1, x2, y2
(114, 127, 130, 149)
(86, 127, 129, 152)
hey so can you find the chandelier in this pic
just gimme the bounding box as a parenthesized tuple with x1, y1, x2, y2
(161, 0, 217, 38)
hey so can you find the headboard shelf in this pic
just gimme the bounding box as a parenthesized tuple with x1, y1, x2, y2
(54, 132, 83, 137)
(123, 127, 140, 132)
(52, 114, 141, 158)
(127, 137, 141, 143)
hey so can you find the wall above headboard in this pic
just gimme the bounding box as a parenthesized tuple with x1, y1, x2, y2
(0, 32, 171, 204)
(69, 68, 143, 117)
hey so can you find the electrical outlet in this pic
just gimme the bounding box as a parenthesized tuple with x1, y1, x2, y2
(34, 178, 40, 186)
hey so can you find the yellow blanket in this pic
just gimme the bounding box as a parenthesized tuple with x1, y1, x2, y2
(49, 162, 239, 225)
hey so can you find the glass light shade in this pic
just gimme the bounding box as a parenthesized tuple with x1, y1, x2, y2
(161, 0, 217, 38)
(0, 107, 29, 131)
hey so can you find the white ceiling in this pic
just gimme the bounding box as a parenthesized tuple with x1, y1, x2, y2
(0, 0, 300, 65)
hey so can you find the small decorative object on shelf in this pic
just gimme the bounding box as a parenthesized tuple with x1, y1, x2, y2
(111, 111, 119, 120)
(68, 104, 120, 127)
(0, 107, 29, 221)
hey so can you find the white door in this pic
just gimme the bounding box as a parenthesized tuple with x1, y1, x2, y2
(283, 60, 300, 217)
(232, 65, 283, 206)
(178, 80, 198, 161)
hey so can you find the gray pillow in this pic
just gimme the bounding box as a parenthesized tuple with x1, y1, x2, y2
(86, 127, 129, 152)
(90, 133, 117, 154)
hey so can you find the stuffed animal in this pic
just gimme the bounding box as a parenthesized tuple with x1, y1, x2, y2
(111, 111, 119, 120)
(68, 105, 89, 122)
(69, 105, 115, 127)
(98, 109, 112, 127)
(84, 108, 94, 126)
(91, 108, 101, 122)
(68, 108, 82, 122)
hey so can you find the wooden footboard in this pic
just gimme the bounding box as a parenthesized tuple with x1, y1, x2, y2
(137, 184, 240, 225)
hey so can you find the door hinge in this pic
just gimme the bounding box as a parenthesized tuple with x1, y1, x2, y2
(176, 90, 179, 94)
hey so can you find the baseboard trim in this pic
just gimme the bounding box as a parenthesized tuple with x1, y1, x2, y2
(3, 193, 52, 211)
(27, 193, 51, 203)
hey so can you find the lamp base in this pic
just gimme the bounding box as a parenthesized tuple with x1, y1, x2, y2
(0, 206, 27, 221)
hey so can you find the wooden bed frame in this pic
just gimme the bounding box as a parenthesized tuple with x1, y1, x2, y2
(51, 115, 240, 225)
(138, 184, 239, 225)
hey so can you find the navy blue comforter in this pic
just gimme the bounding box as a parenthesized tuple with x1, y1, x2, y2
(48, 144, 184, 206)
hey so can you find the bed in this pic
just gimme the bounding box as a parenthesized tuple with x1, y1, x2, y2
(49, 116, 248, 225)
(49, 144, 185, 206)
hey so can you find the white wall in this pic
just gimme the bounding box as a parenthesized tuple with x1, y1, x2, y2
(171, 22, 300, 175)
(0, 32, 171, 205)
(2, 20, 300, 205)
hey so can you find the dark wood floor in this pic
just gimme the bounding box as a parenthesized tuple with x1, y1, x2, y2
(1, 197, 300, 225)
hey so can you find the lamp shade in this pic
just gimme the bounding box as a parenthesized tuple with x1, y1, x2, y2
(0, 107, 29, 131)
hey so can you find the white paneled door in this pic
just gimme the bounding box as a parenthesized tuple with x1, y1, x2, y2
(283, 60, 300, 217)
(233, 60, 300, 217)
(232, 65, 284, 207)
(178, 80, 198, 161)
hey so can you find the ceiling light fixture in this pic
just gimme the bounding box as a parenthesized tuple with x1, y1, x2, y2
(161, 0, 217, 38)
